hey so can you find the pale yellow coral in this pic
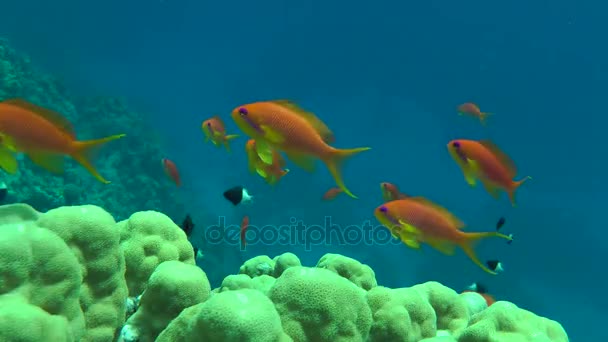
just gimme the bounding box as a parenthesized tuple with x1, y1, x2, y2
(156, 289, 292, 342)
(366, 281, 469, 341)
(125, 261, 211, 341)
(118, 210, 195, 296)
(37, 205, 128, 342)
(0, 204, 85, 340)
(457, 301, 569, 342)
(316, 253, 377, 290)
(269, 266, 372, 342)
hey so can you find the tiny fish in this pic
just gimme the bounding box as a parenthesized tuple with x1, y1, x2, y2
(457, 102, 492, 126)
(322, 187, 343, 201)
(161, 158, 181, 186)
(240, 215, 249, 248)
(201, 116, 239, 152)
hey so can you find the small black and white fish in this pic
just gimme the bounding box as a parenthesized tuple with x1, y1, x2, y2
(181, 214, 194, 237)
(223, 186, 253, 206)
(179, 214, 198, 255)
(494, 217, 513, 244)
(465, 281, 488, 294)
(0, 181, 7, 202)
(486, 260, 504, 273)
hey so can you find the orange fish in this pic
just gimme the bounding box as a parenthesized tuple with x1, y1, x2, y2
(231, 100, 370, 198)
(161, 158, 181, 186)
(0, 98, 125, 183)
(201, 116, 239, 152)
(374, 197, 513, 275)
(322, 187, 343, 201)
(457, 102, 492, 126)
(245, 139, 289, 185)
(447, 139, 531, 206)
(240, 215, 249, 248)
(380, 182, 409, 202)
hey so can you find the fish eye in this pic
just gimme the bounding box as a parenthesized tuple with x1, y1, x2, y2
(452, 141, 461, 148)
(238, 107, 248, 116)
(379, 206, 388, 213)
(206, 122, 211, 127)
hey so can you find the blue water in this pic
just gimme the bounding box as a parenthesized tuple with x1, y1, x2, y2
(2, 0, 605, 339)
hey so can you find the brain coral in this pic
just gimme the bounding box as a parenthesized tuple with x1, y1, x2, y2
(156, 289, 292, 342)
(118, 210, 196, 296)
(269, 266, 373, 342)
(0, 204, 85, 340)
(125, 260, 211, 341)
(36, 205, 129, 342)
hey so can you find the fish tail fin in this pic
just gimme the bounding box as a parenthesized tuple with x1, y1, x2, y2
(324, 146, 371, 199)
(508, 176, 532, 206)
(480, 112, 492, 126)
(460, 231, 513, 275)
(223, 134, 239, 152)
(72, 134, 126, 184)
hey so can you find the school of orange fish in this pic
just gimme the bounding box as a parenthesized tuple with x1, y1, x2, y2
(0, 98, 530, 280)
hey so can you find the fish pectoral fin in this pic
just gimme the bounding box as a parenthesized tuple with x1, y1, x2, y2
(401, 235, 421, 249)
(285, 151, 316, 172)
(463, 159, 480, 186)
(481, 179, 502, 199)
(260, 124, 285, 144)
(0, 147, 18, 174)
(256, 168, 268, 178)
(28, 151, 65, 174)
(255, 140, 275, 164)
(398, 220, 421, 235)
(426, 237, 456, 256)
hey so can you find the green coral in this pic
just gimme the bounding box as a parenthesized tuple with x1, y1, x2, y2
(269, 266, 373, 341)
(125, 261, 211, 341)
(36, 205, 128, 342)
(156, 289, 292, 342)
(458, 301, 569, 342)
(0, 204, 86, 340)
(118, 210, 196, 296)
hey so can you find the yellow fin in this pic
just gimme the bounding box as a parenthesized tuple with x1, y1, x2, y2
(0, 147, 18, 174)
(255, 140, 274, 164)
(481, 179, 502, 199)
(28, 151, 65, 174)
(72, 134, 126, 183)
(426, 237, 456, 255)
(271, 100, 335, 144)
(401, 236, 421, 249)
(408, 197, 465, 229)
(285, 150, 316, 172)
(255, 168, 268, 178)
(479, 140, 517, 177)
(463, 160, 478, 186)
(260, 124, 285, 145)
(398, 220, 421, 235)
(3, 99, 76, 138)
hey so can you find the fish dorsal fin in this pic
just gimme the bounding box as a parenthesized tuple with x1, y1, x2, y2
(409, 196, 465, 229)
(479, 140, 517, 177)
(272, 100, 335, 144)
(3, 99, 76, 138)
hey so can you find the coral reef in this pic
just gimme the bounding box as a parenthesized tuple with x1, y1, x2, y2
(0, 38, 188, 220)
(0, 203, 570, 342)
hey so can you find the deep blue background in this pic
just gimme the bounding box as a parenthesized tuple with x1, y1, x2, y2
(2, 0, 605, 339)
